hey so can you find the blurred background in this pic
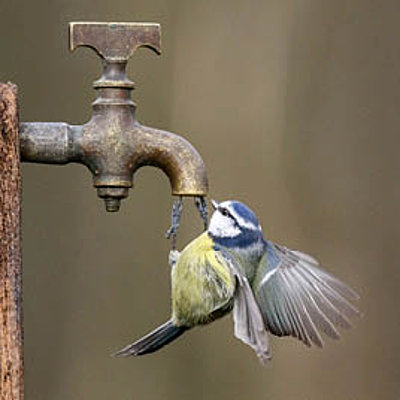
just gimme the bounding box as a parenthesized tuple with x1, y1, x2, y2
(0, 0, 398, 399)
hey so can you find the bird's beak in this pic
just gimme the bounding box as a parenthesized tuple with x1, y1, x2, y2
(211, 199, 219, 210)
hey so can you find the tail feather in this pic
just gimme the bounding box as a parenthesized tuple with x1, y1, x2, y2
(114, 320, 187, 357)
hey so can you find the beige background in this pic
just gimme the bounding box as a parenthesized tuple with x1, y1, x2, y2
(0, 0, 398, 399)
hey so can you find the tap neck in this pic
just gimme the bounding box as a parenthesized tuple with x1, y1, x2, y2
(94, 59, 134, 89)
(92, 60, 137, 111)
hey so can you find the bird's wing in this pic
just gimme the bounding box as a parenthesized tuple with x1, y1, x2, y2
(253, 241, 360, 347)
(216, 249, 271, 364)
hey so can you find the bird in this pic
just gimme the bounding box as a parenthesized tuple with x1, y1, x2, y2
(115, 199, 359, 364)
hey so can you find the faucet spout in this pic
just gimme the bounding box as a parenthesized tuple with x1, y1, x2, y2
(133, 124, 208, 196)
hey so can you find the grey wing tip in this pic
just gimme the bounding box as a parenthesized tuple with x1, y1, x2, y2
(112, 344, 139, 357)
(258, 352, 272, 365)
(350, 288, 361, 301)
(341, 283, 361, 301)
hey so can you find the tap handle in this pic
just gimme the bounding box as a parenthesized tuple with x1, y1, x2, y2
(69, 22, 161, 62)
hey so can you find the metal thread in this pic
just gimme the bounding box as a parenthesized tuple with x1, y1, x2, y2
(104, 197, 121, 212)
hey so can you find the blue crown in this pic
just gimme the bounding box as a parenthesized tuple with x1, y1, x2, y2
(229, 201, 260, 228)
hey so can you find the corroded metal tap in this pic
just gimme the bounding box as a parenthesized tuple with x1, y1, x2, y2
(20, 22, 208, 211)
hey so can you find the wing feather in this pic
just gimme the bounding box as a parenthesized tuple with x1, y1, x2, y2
(281, 267, 325, 346)
(254, 242, 360, 347)
(216, 250, 271, 364)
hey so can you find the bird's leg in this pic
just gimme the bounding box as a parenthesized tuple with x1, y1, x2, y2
(166, 196, 208, 250)
(166, 196, 184, 250)
(195, 196, 209, 231)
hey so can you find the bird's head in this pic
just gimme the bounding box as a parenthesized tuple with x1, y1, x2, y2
(208, 200, 263, 250)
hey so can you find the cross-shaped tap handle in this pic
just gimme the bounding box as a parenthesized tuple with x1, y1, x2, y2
(69, 22, 161, 62)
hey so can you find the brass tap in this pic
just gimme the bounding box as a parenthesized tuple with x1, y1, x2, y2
(20, 22, 208, 211)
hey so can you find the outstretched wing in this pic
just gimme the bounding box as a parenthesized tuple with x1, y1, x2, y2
(253, 241, 360, 347)
(216, 249, 271, 364)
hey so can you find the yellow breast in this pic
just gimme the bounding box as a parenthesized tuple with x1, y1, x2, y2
(171, 232, 235, 326)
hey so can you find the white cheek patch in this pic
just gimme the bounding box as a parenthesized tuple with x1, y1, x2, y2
(208, 212, 241, 238)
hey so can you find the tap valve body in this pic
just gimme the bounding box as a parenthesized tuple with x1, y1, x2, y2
(20, 22, 208, 211)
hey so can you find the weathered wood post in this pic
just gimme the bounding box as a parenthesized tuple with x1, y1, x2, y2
(0, 83, 24, 400)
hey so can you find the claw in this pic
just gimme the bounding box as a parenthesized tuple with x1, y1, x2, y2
(169, 250, 180, 267)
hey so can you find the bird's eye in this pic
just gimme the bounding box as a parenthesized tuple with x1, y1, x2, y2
(220, 207, 230, 217)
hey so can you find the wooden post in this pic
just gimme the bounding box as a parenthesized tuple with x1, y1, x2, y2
(0, 83, 23, 400)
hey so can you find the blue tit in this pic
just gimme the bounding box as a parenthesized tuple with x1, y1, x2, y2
(115, 200, 359, 363)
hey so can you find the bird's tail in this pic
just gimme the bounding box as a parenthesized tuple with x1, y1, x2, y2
(114, 319, 187, 357)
